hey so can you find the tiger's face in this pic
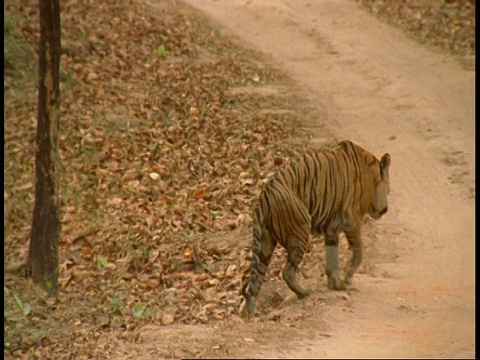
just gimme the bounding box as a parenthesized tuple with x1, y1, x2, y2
(368, 153, 391, 220)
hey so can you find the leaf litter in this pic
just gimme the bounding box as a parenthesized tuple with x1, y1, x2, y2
(5, 0, 473, 358)
(358, 0, 475, 69)
(4, 0, 326, 358)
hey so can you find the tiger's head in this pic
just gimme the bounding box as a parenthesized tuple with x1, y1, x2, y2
(368, 153, 391, 220)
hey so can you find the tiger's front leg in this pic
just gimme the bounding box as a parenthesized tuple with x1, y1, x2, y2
(344, 226, 362, 285)
(324, 231, 346, 290)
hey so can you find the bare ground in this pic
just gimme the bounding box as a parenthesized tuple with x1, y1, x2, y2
(4, 0, 474, 359)
(128, 0, 475, 358)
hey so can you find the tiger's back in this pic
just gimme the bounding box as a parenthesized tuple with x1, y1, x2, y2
(242, 140, 391, 319)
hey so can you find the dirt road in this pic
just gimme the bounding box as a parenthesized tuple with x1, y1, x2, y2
(179, 0, 475, 358)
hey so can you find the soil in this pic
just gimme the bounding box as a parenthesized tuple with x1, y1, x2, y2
(127, 0, 475, 358)
(4, 0, 474, 359)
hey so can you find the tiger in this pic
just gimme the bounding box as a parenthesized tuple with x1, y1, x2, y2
(241, 140, 391, 319)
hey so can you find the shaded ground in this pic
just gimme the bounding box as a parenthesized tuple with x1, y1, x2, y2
(4, 0, 475, 359)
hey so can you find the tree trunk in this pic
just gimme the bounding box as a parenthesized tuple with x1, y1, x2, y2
(27, 0, 61, 295)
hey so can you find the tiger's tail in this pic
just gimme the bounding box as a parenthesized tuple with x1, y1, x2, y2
(241, 204, 274, 319)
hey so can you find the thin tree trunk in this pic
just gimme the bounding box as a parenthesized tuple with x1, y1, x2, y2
(27, 0, 61, 295)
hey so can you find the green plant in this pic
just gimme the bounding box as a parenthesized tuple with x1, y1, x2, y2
(4, 10, 19, 47)
(13, 293, 31, 317)
(110, 291, 125, 317)
(133, 302, 147, 320)
(157, 45, 166, 58)
(96, 255, 108, 268)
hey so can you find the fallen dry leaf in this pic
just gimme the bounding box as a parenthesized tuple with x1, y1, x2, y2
(5, 0, 471, 358)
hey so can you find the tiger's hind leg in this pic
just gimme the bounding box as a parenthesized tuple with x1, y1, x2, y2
(281, 198, 313, 299)
(282, 227, 312, 299)
(243, 227, 276, 319)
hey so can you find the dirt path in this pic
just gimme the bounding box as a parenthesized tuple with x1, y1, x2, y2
(179, 0, 475, 358)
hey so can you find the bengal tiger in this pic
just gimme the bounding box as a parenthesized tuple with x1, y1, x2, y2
(241, 140, 391, 319)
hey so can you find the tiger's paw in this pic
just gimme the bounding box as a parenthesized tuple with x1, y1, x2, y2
(296, 288, 313, 300)
(344, 275, 353, 286)
(327, 274, 347, 290)
(240, 296, 256, 321)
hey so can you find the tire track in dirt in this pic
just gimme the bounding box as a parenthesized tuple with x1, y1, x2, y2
(181, 0, 475, 358)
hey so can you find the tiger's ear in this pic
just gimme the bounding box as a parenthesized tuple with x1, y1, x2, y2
(380, 153, 390, 178)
